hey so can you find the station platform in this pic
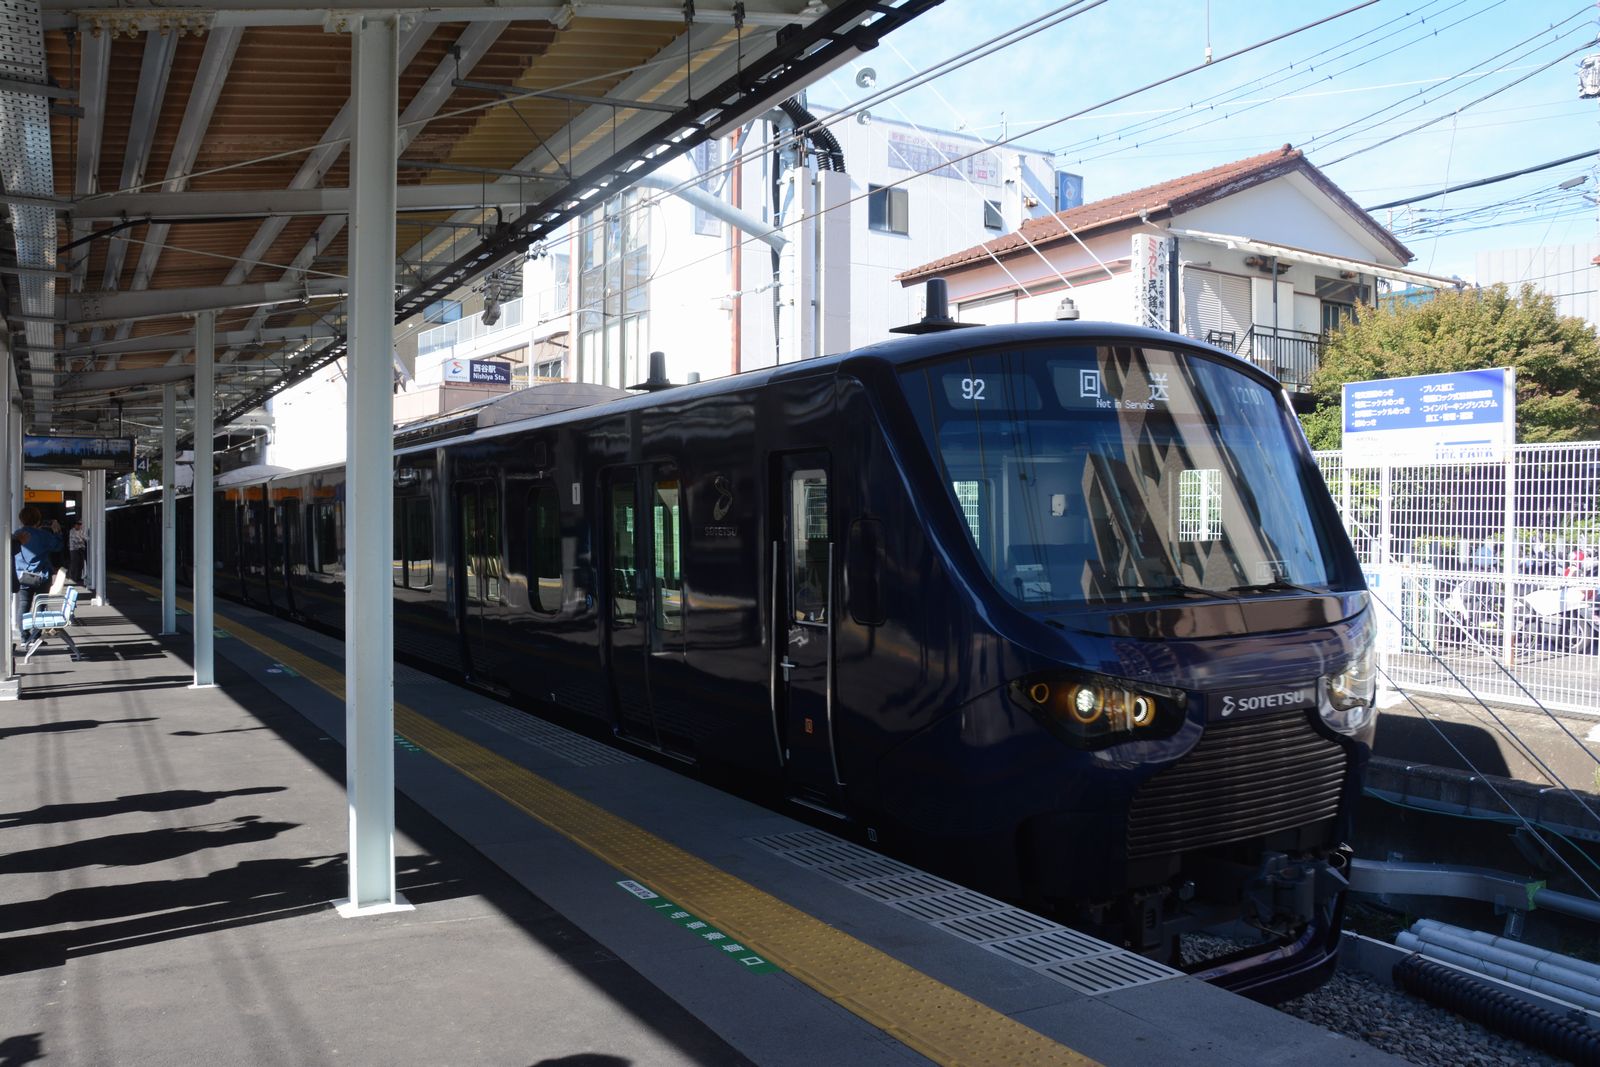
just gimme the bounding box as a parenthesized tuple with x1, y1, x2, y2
(0, 579, 1399, 1066)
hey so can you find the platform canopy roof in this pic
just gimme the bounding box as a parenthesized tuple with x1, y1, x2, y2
(0, 0, 938, 453)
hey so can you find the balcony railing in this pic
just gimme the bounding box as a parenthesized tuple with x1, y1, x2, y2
(1202, 325, 1322, 390)
(417, 298, 525, 358)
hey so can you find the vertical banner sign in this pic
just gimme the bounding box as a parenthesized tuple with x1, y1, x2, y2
(1342, 368, 1516, 463)
(1131, 233, 1172, 332)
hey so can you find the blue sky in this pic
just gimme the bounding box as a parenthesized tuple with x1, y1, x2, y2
(812, 0, 1597, 282)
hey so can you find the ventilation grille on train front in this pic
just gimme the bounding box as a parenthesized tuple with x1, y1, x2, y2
(1125, 710, 1347, 860)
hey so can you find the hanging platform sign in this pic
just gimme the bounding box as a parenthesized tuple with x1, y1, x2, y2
(1342, 368, 1515, 463)
(24, 434, 135, 472)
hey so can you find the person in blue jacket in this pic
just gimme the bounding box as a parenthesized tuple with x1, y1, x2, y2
(13, 506, 61, 634)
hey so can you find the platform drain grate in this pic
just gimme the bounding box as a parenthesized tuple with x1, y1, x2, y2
(936, 909, 1058, 944)
(1039, 952, 1180, 996)
(750, 829, 1183, 996)
(752, 830, 841, 853)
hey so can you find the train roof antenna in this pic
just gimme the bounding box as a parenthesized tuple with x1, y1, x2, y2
(891, 278, 978, 335)
(630, 350, 675, 391)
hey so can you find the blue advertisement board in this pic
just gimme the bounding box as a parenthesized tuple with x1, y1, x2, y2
(1342, 368, 1515, 463)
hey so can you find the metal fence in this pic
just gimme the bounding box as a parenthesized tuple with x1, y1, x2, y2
(1316, 442, 1600, 716)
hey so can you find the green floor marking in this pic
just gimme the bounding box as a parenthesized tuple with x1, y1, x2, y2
(617, 880, 778, 973)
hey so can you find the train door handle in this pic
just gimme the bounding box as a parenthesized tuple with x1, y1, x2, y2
(779, 657, 796, 681)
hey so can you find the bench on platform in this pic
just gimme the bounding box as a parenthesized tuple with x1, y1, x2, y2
(21, 586, 81, 663)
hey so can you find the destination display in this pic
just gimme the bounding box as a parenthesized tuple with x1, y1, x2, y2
(1342, 368, 1515, 463)
(24, 434, 135, 471)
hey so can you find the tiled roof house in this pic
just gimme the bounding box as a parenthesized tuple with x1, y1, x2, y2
(896, 146, 1459, 393)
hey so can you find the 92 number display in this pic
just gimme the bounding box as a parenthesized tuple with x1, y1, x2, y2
(961, 377, 986, 401)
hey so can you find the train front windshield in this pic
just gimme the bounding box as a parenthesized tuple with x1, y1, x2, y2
(900, 343, 1346, 609)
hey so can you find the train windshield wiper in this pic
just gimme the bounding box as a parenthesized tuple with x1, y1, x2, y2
(1228, 579, 1325, 596)
(1115, 582, 1233, 601)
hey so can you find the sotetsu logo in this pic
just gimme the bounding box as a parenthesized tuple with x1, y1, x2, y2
(1220, 688, 1314, 717)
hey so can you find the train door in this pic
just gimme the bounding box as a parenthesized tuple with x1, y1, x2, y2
(604, 467, 657, 745)
(276, 498, 299, 614)
(772, 452, 841, 807)
(455, 480, 503, 684)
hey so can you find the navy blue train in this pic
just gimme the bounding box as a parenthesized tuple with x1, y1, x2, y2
(110, 319, 1375, 999)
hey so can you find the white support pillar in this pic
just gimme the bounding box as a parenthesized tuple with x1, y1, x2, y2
(0, 345, 13, 693)
(337, 11, 406, 918)
(88, 470, 106, 606)
(191, 310, 216, 689)
(160, 383, 178, 634)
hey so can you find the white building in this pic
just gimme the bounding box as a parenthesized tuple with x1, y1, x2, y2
(514, 103, 1074, 388)
(263, 106, 1077, 468)
(899, 146, 1463, 396)
(1473, 241, 1600, 327)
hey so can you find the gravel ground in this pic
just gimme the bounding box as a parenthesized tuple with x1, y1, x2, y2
(1277, 968, 1572, 1066)
(1182, 935, 1572, 1065)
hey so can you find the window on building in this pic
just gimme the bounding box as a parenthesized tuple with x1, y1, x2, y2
(868, 184, 909, 235)
(691, 140, 724, 237)
(983, 199, 1003, 231)
(535, 357, 564, 381)
(423, 299, 461, 324)
(577, 193, 650, 388)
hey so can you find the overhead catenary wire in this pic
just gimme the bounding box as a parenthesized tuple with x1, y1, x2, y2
(1365, 150, 1599, 210)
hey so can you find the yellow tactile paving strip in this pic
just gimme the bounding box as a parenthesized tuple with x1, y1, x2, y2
(116, 574, 1098, 1067)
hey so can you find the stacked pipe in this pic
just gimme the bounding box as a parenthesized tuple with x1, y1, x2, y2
(1397, 919, 1600, 1011)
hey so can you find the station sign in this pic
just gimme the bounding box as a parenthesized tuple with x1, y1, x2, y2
(24, 434, 135, 471)
(1342, 368, 1515, 463)
(442, 358, 512, 385)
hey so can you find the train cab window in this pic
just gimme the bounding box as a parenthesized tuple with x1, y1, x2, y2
(528, 485, 561, 614)
(653, 475, 682, 632)
(610, 482, 638, 625)
(790, 468, 829, 624)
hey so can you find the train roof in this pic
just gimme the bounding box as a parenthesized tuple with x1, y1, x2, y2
(425, 318, 1262, 451)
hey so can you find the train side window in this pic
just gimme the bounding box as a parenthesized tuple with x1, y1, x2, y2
(395, 496, 433, 590)
(483, 488, 502, 603)
(653, 474, 682, 632)
(610, 480, 638, 626)
(528, 484, 561, 614)
(392, 499, 404, 588)
(790, 468, 829, 624)
(461, 487, 480, 601)
(309, 502, 341, 574)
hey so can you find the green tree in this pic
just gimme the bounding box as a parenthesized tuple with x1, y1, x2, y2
(1299, 283, 1600, 450)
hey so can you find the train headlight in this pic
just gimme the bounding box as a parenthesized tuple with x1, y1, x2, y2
(1319, 628, 1376, 738)
(1011, 672, 1182, 748)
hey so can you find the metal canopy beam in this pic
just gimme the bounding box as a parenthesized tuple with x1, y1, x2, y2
(211, 0, 936, 429)
(219, 19, 502, 365)
(61, 276, 345, 326)
(43, 0, 824, 30)
(76, 181, 538, 220)
(96, 29, 178, 303)
(63, 324, 339, 358)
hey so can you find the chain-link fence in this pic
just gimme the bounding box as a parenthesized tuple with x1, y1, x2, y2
(1316, 443, 1600, 716)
